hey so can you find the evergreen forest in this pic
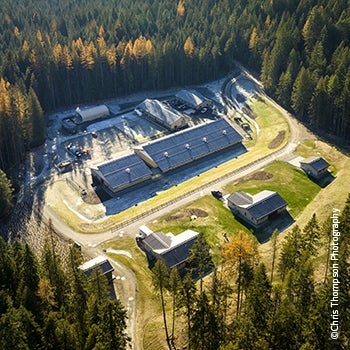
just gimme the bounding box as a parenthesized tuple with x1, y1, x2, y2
(1, 0, 350, 174)
(152, 198, 350, 350)
(0, 237, 129, 349)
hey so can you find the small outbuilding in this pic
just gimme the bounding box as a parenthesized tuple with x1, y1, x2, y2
(79, 255, 114, 283)
(76, 105, 110, 123)
(300, 156, 330, 179)
(137, 226, 199, 274)
(227, 190, 288, 228)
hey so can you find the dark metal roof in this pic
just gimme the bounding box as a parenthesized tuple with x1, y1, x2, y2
(302, 157, 329, 172)
(82, 260, 114, 278)
(160, 238, 197, 268)
(247, 193, 287, 220)
(96, 154, 152, 190)
(142, 119, 242, 172)
(142, 232, 172, 251)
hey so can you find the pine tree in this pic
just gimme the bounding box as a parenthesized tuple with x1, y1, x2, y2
(303, 213, 320, 257)
(27, 87, 45, 148)
(179, 273, 197, 347)
(16, 244, 41, 319)
(190, 291, 221, 350)
(168, 267, 181, 347)
(0, 169, 13, 220)
(152, 260, 171, 349)
(187, 233, 214, 292)
(278, 225, 303, 281)
(270, 229, 279, 286)
(291, 67, 314, 120)
(243, 264, 272, 336)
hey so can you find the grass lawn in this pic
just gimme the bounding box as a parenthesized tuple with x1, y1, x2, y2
(149, 160, 321, 256)
(224, 160, 321, 219)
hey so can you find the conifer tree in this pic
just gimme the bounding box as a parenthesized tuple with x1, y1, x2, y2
(152, 260, 171, 349)
(187, 233, 214, 292)
(0, 169, 13, 221)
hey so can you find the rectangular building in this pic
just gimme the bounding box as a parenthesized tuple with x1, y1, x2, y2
(135, 118, 243, 172)
(91, 153, 153, 193)
(228, 190, 288, 228)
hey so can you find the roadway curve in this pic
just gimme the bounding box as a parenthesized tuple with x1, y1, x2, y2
(40, 64, 308, 349)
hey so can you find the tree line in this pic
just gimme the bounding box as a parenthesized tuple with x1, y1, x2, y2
(152, 196, 350, 349)
(1, 0, 350, 218)
(0, 232, 129, 349)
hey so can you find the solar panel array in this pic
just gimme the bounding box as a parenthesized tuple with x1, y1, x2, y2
(97, 153, 152, 190)
(248, 193, 287, 220)
(142, 119, 243, 172)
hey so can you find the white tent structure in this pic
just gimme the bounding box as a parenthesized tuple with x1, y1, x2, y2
(76, 105, 110, 123)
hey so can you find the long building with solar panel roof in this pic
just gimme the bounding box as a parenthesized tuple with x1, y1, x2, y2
(227, 190, 288, 227)
(91, 153, 152, 193)
(135, 118, 243, 172)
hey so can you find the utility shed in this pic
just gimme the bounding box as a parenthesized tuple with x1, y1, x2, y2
(91, 153, 153, 193)
(135, 99, 187, 131)
(76, 105, 110, 123)
(135, 118, 243, 172)
(300, 156, 330, 179)
(137, 228, 199, 274)
(79, 255, 114, 283)
(175, 89, 211, 110)
(228, 190, 288, 228)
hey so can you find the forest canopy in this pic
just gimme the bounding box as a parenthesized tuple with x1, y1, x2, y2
(1, 0, 350, 172)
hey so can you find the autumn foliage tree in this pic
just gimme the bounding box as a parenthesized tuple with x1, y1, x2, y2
(222, 231, 259, 317)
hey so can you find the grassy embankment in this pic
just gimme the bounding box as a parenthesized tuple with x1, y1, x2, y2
(103, 238, 183, 350)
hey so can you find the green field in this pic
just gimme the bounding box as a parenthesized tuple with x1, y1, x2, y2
(149, 160, 321, 247)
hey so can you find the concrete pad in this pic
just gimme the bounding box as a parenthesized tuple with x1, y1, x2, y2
(288, 156, 305, 168)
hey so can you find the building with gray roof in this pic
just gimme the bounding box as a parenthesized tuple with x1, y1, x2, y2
(175, 89, 210, 110)
(228, 190, 288, 228)
(91, 153, 152, 193)
(76, 105, 110, 123)
(135, 118, 243, 172)
(300, 156, 330, 179)
(135, 99, 188, 131)
(79, 255, 114, 283)
(137, 226, 199, 273)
